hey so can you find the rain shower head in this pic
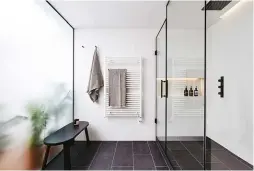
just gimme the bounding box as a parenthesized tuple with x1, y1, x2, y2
(202, 0, 232, 10)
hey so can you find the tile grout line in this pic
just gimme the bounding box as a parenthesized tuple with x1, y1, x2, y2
(147, 141, 156, 169)
(157, 142, 171, 169)
(206, 142, 252, 169)
(110, 141, 118, 169)
(227, 152, 253, 169)
(87, 141, 102, 170)
(132, 141, 134, 170)
(134, 154, 156, 156)
(166, 144, 182, 170)
(180, 141, 203, 168)
(173, 160, 180, 167)
(111, 166, 134, 167)
(207, 151, 231, 170)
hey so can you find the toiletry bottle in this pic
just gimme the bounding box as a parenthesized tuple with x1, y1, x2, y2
(189, 86, 193, 96)
(184, 86, 188, 96)
(194, 86, 198, 96)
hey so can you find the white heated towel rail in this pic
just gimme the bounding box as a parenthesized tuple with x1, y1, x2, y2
(104, 57, 143, 120)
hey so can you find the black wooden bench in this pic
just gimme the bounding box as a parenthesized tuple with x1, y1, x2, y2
(42, 121, 90, 170)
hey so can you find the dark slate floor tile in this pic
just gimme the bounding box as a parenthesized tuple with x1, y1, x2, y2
(45, 152, 64, 170)
(236, 157, 253, 169)
(166, 141, 185, 150)
(112, 141, 133, 166)
(72, 141, 101, 167)
(133, 141, 150, 154)
(165, 148, 177, 161)
(156, 166, 169, 170)
(89, 141, 116, 170)
(170, 160, 180, 167)
(148, 141, 167, 167)
(174, 166, 182, 170)
(134, 155, 155, 170)
(181, 141, 203, 151)
(211, 150, 252, 170)
(72, 166, 89, 170)
(157, 140, 166, 152)
(205, 151, 221, 163)
(111, 166, 134, 170)
(171, 150, 203, 170)
(206, 138, 225, 150)
(204, 163, 230, 170)
(188, 149, 218, 163)
(89, 154, 113, 170)
(99, 141, 117, 156)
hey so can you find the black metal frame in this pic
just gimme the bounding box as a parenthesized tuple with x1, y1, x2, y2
(46, 1, 75, 121)
(204, 0, 207, 170)
(155, 5, 174, 170)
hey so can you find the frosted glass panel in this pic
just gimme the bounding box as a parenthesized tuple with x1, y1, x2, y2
(0, 1, 73, 169)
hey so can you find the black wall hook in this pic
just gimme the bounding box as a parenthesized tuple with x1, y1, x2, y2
(218, 76, 224, 98)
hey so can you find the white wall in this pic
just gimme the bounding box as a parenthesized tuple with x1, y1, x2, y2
(74, 29, 157, 141)
(166, 29, 204, 137)
(207, 1, 253, 164)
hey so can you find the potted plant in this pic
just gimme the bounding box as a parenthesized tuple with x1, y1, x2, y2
(26, 104, 49, 169)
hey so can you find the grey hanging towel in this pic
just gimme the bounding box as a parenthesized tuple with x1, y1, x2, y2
(108, 69, 127, 108)
(87, 47, 104, 102)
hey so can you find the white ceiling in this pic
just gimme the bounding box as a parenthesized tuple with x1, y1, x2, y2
(49, 0, 167, 29)
(167, 0, 238, 29)
(50, 0, 238, 29)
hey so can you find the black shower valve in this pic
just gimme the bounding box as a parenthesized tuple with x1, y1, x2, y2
(218, 76, 224, 98)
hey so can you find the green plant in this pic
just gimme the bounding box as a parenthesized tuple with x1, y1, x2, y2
(27, 104, 48, 146)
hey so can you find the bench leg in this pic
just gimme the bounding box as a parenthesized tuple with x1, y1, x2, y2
(85, 127, 90, 146)
(63, 144, 71, 170)
(42, 146, 51, 170)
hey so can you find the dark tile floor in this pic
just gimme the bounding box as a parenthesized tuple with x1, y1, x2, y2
(45, 141, 169, 170)
(166, 141, 253, 170)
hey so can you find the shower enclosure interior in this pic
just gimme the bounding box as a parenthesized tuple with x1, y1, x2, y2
(156, 1, 253, 170)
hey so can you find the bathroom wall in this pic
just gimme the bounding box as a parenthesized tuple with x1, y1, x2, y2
(166, 29, 205, 137)
(74, 28, 157, 141)
(74, 28, 205, 140)
(207, 1, 253, 164)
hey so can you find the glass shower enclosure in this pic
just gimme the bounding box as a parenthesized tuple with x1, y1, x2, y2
(156, 0, 253, 170)
(156, 1, 205, 170)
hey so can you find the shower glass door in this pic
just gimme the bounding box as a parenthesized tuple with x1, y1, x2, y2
(166, 1, 205, 170)
(156, 20, 167, 151)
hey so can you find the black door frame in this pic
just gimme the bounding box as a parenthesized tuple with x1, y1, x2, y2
(155, 17, 174, 170)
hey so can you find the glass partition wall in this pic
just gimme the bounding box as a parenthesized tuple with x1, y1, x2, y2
(156, 1, 205, 170)
(157, 0, 253, 170)
(0, 1, 73, 169)
(166, 1, 205, 170)
(156, 20, 167, 151)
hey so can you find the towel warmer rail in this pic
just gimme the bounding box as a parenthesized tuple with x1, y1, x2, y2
(104, 57, 143, 121)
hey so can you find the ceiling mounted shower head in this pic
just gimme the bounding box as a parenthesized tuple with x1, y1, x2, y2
(202, 0, 232, 10)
